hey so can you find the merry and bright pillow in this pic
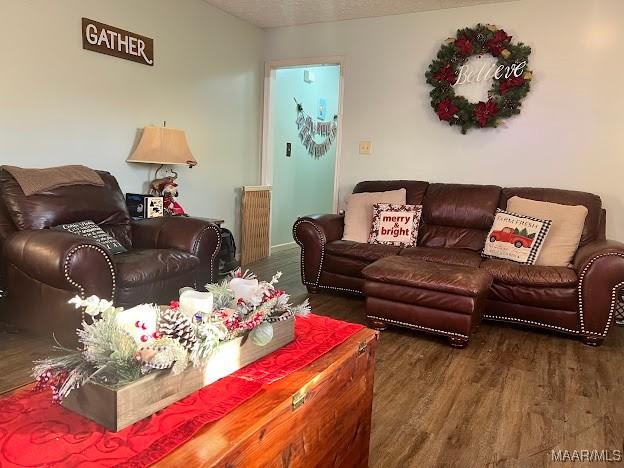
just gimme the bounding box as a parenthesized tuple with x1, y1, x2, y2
(368, 203, 422, 247)
(342, 189, 407, 243)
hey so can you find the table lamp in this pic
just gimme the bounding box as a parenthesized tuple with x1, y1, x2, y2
(127, 123, 197, 215)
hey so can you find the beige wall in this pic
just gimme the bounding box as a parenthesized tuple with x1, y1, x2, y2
(266, 0, 624, 240)
(0, 0, 264, 241)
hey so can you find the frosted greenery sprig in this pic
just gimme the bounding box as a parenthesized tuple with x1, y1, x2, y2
(206, 279, 236, 310)
(78, 308, 138, 371)
(191, 320, 228, 366)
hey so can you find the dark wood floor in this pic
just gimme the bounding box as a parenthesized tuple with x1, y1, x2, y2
(253, 246, 624, 468)
(2, 245, 623, 467)
(0, 327, 53, 395)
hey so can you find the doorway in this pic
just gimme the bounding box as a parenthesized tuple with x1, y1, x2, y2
(262, 59, 343, 251)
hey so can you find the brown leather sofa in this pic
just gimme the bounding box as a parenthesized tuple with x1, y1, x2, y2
(293, 180, 624, 346)
(0, 169, 221, 344)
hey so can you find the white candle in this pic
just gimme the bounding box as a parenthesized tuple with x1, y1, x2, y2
(115, 304, 159, 343)
(229, 278, 259, 303)
(179, 290, 214, 319)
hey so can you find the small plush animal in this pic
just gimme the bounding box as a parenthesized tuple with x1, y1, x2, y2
(161, 180, 187, 216)
(149, 176, 187, 216)
(149, 176, 174, 196)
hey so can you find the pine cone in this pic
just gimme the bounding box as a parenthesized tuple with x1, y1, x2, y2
(158, 309, 197, 351)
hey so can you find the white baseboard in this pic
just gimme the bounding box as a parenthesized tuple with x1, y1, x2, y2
(271, 241, 297, 254)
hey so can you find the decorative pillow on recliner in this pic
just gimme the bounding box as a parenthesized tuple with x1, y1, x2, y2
(482, 209, 551, 265)
(342, 189, 406, 243)
(53, 220, 127, 255)
(368, 203, 422, 247)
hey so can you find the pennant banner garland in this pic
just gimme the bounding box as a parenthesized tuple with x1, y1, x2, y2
(295, 100, 338, 159)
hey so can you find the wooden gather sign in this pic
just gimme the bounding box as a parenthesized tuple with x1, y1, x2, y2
(82, 18, 154, 66)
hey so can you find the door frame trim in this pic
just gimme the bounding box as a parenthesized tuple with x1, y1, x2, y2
(260, 56, 345, 221)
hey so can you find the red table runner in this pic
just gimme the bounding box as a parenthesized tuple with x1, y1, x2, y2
(0, 314, 363, 467)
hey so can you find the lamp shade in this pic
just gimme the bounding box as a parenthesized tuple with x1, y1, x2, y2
(127, 126, 197, 166)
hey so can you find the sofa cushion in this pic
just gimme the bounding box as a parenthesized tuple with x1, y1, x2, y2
(353, 180, 429, 205)
(362, 256, 492, 297)
(399, 246, 482, 268)
(114, 249, 200, 286)
(501, 187, 602, 247)
(480, 258, 578, 287)
(324, 254, 369, 278)
(488, 283, 577, 311)
(506, 196, 588, 267)
(417, 225, 490, 251)
(419, 183, 501, 251)
(326, 240, 401, 262)
(485, 300, 580, 330)
(343, 189, 406, 243)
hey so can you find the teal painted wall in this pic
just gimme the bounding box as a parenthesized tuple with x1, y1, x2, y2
(270, 65, 340, 247)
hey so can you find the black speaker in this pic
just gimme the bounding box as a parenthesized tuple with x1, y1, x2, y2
(126, 193, 147, 220)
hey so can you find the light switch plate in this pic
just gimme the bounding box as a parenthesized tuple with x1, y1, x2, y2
(359, 141, 372, 155)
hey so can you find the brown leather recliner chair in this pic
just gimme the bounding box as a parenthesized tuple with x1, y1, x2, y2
(0, 169, 221, 345)
(293, 180, 624, 346)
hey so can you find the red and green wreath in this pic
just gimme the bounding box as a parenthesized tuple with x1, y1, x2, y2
(425, 24, 532, 134)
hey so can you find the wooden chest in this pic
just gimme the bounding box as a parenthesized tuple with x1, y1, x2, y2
(155, 327, 378, 467)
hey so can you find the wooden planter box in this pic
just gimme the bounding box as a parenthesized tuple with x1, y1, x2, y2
(62, 317, 295, 431)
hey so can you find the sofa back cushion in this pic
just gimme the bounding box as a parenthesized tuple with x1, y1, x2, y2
(350, 181, 604, 253)
(419, 183, 502, 251)
(500, 187, 602, 246)
(0, 169, 132, 249)
(353, 180, 429, 205)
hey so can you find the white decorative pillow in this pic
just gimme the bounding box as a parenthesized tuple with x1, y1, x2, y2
(506, 196, 588, 267)
(482, 209, 552, 265)
(342, 189, 406, 243)
(369, 204, 422, 247)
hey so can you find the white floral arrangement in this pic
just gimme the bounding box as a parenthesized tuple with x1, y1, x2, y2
(33, 269, 309, 402)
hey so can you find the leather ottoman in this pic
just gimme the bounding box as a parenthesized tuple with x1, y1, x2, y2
(362, 256, 493, 348)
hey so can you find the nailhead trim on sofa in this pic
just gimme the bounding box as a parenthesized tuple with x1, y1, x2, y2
(294, 218, 365, 295)
(293, 219, 325, 286)
(482, 314, 580, 335)
(367, 314, 469, 339)
(64, 244, 116, 320)
(192, 223, 222, 285)
(319, 284, 363, 295)
(577, 252, 624, 337)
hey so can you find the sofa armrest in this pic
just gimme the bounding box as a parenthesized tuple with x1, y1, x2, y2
(3, 230, 116, 300)
(293, 214, 344, 287)
(573, 240, 624, 339)
(131, 217, 222, 283)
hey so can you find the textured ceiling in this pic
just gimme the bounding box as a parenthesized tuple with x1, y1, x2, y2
(203, 0, 517, 29)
